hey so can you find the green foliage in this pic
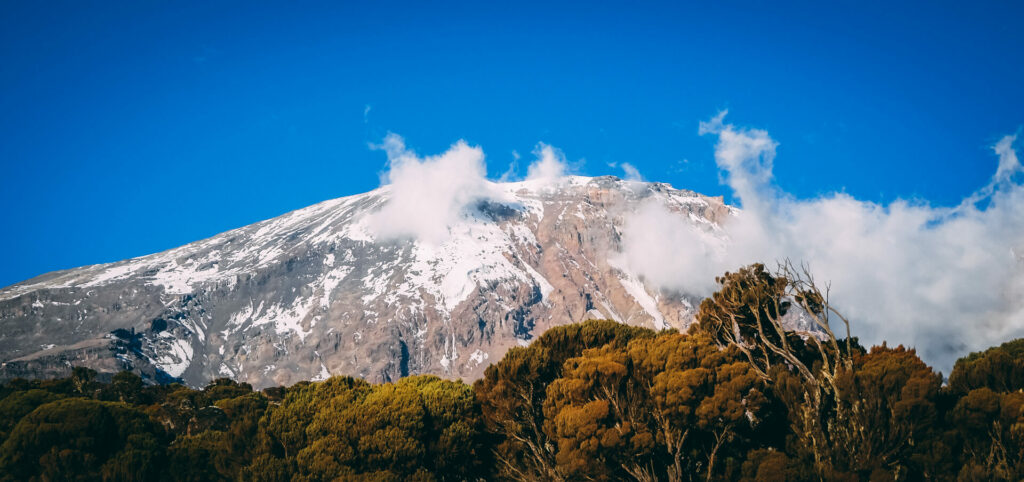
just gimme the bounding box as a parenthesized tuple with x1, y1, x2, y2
(246, 374, 485, 481)
(946, 388, 1024, 480)
(542, 331, 773, 481)
(738, 449, 805, 482)
(829, 345, 946, 479)
(0, 388, 64, 442)
(0, 398, 168, 482)
(473, 318, 656, 479)
(0, 263, 1023, 481)
(102, 371, 147, 404)
(948, 338, 1024, 394)
(698, 263, 790, 350)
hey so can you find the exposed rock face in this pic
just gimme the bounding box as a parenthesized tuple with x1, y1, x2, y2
(0, 176, 734, 388)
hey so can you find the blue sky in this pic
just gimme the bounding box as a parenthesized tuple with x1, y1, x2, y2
(1, 1, 1022, 287)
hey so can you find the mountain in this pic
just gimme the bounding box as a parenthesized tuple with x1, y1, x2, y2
(0, 176, 734, 388)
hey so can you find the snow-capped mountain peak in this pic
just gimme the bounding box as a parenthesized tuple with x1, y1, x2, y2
(0, 176, 733, 388)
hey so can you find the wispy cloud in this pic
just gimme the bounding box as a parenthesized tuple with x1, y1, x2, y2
(367, 133, 495, 244)
(623, 112, 1024, 373)
(368, 136, 576, 243)
(526, 143, 570, 184)
(365, 122, 1024, 374)
(697, 109, 778, 211)
(620, 162, 643, 181)
(994, 133, 1021, 182)
(498, 150, 522, 182)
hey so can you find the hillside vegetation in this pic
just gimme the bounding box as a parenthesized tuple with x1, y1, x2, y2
(1, 264, 1022, 481)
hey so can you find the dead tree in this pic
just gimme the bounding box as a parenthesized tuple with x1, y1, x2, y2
(695, 260, 856, 476)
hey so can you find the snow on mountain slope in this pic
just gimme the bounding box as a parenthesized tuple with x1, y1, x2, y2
(0, 176, 733, 388)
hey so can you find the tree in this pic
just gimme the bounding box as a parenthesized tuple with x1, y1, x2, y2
(0, 398, 168, 481)
(0, 388, 64, 443)
(948, 338, 1024, 395)
(947, 388, 1024, 480)
(738, 449, 804, 482)
(542, 331, 772, 481)
(248, 375, 484, 481)
(399, 376, 488, 476)
(473, 319, 655, 480)
(103, 371, 146, 405)
(947, 340, 1024, 480)
(695, 262, 860, 477)
(829, 345, 945, 479)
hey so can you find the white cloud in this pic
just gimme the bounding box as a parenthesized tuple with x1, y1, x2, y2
(526, 143, 569, 183)
(697, 109, 778, 211)
(367, 133, 496, 244)
(623, 113, 1024, 374)
(993, 133, 1021, 183)
(621, 162, 644, 181)
(366, 136, 579, 244)
(362, 124, 1024, 374)
(619, 200, 725, 295)
(498, 151, 521, 182)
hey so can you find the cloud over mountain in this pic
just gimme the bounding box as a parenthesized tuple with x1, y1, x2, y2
(368, 135, 572, 244)
(623, 113, 1024, 373)
(367, 133, 494, 244)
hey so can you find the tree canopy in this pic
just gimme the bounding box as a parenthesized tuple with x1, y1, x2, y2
(0, 264, 1022, 481)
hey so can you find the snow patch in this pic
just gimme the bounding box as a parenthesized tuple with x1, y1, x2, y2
(218, 363, 235, 377)
(311, 360, 331, 381)
(468, 349, 489, 366)
(598, 300, 624, 323)
(617, 273, 667, 330)
(154, 336, 193, 378)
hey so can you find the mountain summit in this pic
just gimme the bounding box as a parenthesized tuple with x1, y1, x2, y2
(0, 176, 732, 388)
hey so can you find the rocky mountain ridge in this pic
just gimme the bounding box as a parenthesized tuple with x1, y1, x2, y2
(0, 176, 734, 388)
